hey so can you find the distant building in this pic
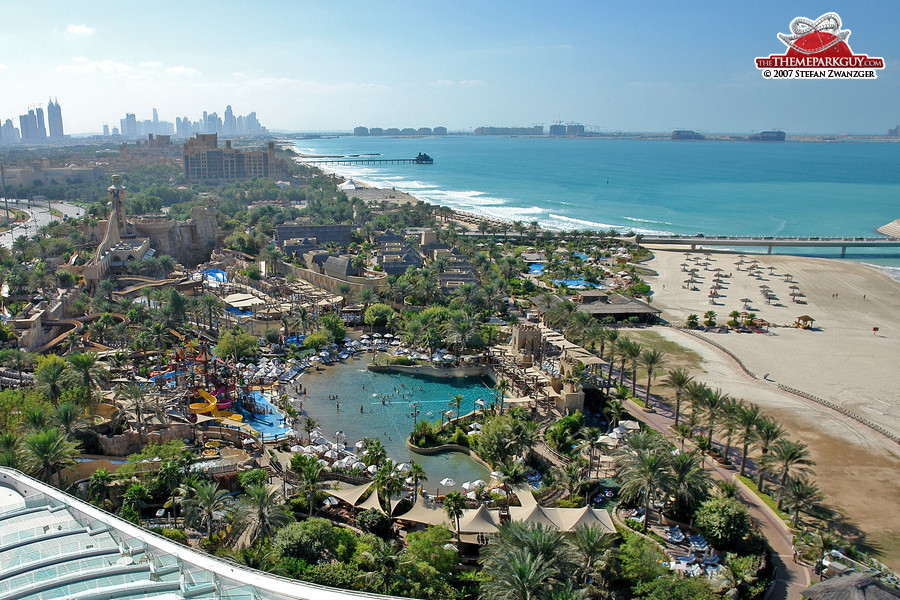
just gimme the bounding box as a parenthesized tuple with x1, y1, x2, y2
(369, 127, 384, 136)
(433, 126, 448, 135)
(353, 126, 369, 136)
(566, 124, 585, 136)
(888, 125, 900, 137)
(183, 133, 282, 182)
(672, 130, 705, 140)
(417, 127, 432, 135)
(549, 124, 566, 136)
(276, 223, 353, 248)
(47, 98, 64, 140)
(474, 125, 544, 136)
(116, 134, 180, 169)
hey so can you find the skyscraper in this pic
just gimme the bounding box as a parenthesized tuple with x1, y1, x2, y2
(47, 98, 64, 140)
(35, 107, 47, 138)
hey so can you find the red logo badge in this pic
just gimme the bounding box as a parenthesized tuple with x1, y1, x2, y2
(756, 13, 884, 79)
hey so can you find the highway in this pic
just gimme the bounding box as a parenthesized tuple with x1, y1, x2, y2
(0, 197, 84, 249)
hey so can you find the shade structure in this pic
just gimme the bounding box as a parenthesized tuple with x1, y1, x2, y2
(393, 496, 451, 527)
(457, 505, 499, 534)
(544, 506, 616, 533)
(439, 478, 456, 487)
(802, 572, 900, 600)
(355, 490, 385, 514)
(509, 504, 556, 527)
(512, 485, 538, 510)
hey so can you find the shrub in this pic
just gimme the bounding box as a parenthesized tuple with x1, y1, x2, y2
(618, 532, 667, 585)
(238, 468, 269, 491)
(695, 496, 751, 550)
(356, 508, 391, 538)
(452, 426, 469, 447)
(300, 561, 363, 591)
(273, 518, 358, 564)
(389, 356, 415, 366)
(153, 528, 188, 544)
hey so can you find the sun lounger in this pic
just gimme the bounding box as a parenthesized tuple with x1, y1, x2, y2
(702, 555, 719, 566)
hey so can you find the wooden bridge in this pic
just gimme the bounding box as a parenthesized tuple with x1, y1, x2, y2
(632, 234, 900, 257)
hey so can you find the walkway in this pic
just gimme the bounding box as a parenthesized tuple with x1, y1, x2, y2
(621, 393, 811, 599)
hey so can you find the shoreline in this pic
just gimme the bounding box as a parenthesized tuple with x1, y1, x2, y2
(646, 248, 900, 567)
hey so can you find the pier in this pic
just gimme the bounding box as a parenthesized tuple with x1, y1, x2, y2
(302, 152, 433, 166)
(633, 234, 900, 257)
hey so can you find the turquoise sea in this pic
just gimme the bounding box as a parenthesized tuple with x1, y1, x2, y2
(291, 135, 900, 272)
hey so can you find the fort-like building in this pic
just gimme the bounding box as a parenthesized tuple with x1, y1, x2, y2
(83, 176, 217, 288)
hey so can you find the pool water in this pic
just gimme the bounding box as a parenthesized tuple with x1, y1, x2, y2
(235, 391, 292, 440)
(552, 278, 602, 288)
(528, 263, 546, 274)
(297, 357, 493, 486)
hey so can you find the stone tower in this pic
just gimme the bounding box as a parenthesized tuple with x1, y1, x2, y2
(107, 175, 127, 236)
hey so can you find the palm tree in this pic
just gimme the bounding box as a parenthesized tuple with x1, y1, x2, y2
(764, 439, 816, 506)
(449, 394, 464, 424)
(735, 404, 762, 477)
(183, 480, 232, 542)
(639, 348, 666, 407)
(89, 468, 113, 503)
(777, 476, 823, 527)
(494, 378, 511, 414)
(407, 462, 427, 496)
(373, 461, 405, 517)
(576, 426, 603, 477)
(719, 397, 743, 462)
(663, 368, 694, 427)
(65, 351, 109, 409)
(443, 490, 467, 548)
(360, 437, 387, 468)
(238, 483, 292, 541)
(3, 350, 35, 387)
(669, 451, 712, 517)
(292, 453, 326, 518)
(685, 381, 709, 427)
(568, 524, 614, 586)
(701, 388, 729, 446)
(603, 397, 626, 433)
(498, 461, 529, 510)
(22, 405, 51, 432)
(754, 417, 785, 456)
(35, 357, 68, 404)
(557, 462, 588, 501)
(115, 382, 150, 437)
(23, 428, 81, 487)
(615, 448, 674, 530)
(302, 416, 318, 444)
(199, 294, 221, 331)
(54, 402, 88, 438)
(356, 537, 411, 595)
(480, 547, 555, 600)
(673, 423, 693, 452)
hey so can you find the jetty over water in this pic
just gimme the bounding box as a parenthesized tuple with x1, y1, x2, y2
(302, 152, 433, 165)
(633, 234, 900, 257)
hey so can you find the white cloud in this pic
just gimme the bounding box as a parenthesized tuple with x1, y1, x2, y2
(0, 63, 8, 71)
(67, 24, 95, 36)
(165, 65, 202, 77)
(431, 79, 456, 87)
(140, 61, 163, 69)
(57, 58, 133, 75)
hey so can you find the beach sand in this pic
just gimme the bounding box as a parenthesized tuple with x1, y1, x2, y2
(646, 248, 900, 566)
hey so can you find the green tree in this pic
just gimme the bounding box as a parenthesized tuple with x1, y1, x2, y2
(615, 446, 673, 531)
(23, 427, 81, 487)
(183, 480, 231, 542)
(356, 537, 412, 595)
(443, 491, 466, 547)
(54, 401, 88, 438)
(663, 367, 693, 427)
(618, 532, 667, 586)
(291, 453, 326, 518)
(695, 496, 751, 549)
(669, 451, 712, 518)
(405, 525, 459, 575)
(34, 354, 69, 404)
(763, 439, 815, 507)
(238, 483, 293, 541)
(639, 348, 666, 407)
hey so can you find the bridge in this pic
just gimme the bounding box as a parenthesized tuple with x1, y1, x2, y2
(632, 234, 900, 257)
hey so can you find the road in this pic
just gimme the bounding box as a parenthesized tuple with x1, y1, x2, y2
(0, 197, 84, 249)
(617, 378, 812, 599)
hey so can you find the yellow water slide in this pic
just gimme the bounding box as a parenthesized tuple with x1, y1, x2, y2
(189, 389, 243, 422)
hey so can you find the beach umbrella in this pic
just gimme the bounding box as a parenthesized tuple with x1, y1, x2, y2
(373, 333, 382, 338)
(469, 422, 482, 431)
(315, 444, 330, 453)
(396, 462, 411, 473)
(323, 496, 338, 506)
(361, 335, 370, 340)
(318, 459, 329, 466)
(324, 450, 338, 459)
(366, 465, 378, 474)
(471, 479, 487, 488)
(462, 481, 473, 490)
(290, 445, 304, 453)
(352, 461, 366, 470)
(383, 333, 393, 338)
(355, 440, 366, 450)
(466, 491, 477, 500)
(475, 399, 485, 407)
(439, 478, 456, 487)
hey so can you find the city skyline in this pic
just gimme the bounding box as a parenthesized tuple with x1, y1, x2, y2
(0, 1, 898, 134)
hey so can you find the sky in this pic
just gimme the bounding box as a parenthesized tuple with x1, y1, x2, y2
(0, 0, 898, 134)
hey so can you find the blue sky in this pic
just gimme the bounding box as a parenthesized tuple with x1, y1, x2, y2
(0, 1, 897, 134)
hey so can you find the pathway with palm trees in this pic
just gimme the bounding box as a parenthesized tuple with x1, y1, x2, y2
(619, 388, 811, 600)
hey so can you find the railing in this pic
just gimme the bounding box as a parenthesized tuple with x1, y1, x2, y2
(777, 384, 900, 445)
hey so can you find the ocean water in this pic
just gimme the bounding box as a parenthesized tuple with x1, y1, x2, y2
(292, 135, 900, 272)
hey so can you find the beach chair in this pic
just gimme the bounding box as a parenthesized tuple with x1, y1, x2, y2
(686, 564, 702, 577)
(702, 555, 720, 566)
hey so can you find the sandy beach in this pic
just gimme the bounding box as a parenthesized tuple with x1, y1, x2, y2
(646, 248, 900, 566)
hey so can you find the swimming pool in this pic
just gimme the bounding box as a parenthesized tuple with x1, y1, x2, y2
(297, 357, 492, 486)
(235, 391, 292, 440)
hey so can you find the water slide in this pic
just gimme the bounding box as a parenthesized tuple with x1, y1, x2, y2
(34, 313, 128, 354)
(189, 389, 244, 423)
(112, 276, 179, 297)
